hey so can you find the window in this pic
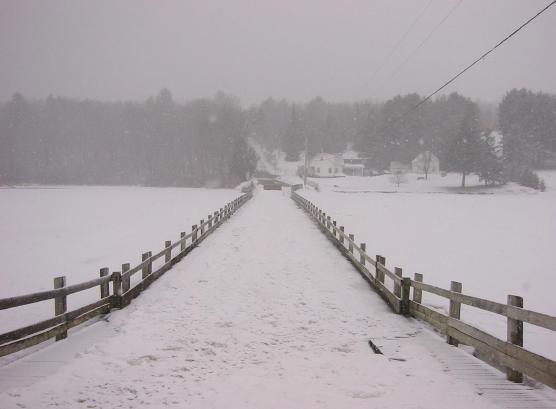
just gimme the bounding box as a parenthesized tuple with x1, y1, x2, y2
(317, 167, 320, 173)
(328, 167, 332, 174)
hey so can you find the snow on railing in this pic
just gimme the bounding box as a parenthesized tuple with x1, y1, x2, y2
(291, 189, 556, 390)
(0, 190, 253, 358)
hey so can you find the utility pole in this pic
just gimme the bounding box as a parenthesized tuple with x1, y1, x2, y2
(303, 137, 308, 188)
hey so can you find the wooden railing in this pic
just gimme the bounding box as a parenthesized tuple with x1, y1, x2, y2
(291, 190, 556, 390)
(0, 191, 253, 358)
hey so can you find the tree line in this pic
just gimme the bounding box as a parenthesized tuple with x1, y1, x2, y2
(252, 89, 554, 189)
(0, 90, 257, 187)
(1, 88, 554, 189)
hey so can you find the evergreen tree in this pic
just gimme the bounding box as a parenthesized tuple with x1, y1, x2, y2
(445, 100, 482, 187)
(477, 133, 504, 185)
(282, 106, 304, 162)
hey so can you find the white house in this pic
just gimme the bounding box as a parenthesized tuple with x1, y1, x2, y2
(308, 154, 343, 177)
(411, 151, 440, 175)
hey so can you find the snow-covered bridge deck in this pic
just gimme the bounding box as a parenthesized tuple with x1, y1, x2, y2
(0, 191, 554, 408)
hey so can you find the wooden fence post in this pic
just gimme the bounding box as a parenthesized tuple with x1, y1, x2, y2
(100, 268, 110, 299)
(376, 255, 385, 284)
(180, 232, 186, 253)
(200, 219, 205, 235)
(165, 240, 171, 264)
(447, 281, 462, 346)
(340, 226, 345, 244)
(112, 271, 122, 309)
(192, 225, 198, 243)
(214, 211, 219, 225)
(507, 295, 524, 383)
(348, 234, 354, 253)
(326, 216, 331, 229)
(208, 214, 213, 229)
(394, 267, 402, 298)
(100, 267, 110, 313)
(122, 263, 130, 294)
(142, 253, 150, 279)
(333, 221, 337, 237)
(413, 273, 423, 304)
(401, 277, 411, 316)
(360, 243, 366, 265)
(54, 276, 67, 341)
(322, 212, 326, 225)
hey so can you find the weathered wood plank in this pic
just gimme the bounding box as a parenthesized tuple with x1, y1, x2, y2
(121, 263, 131, 294)
(401, 277, 411, 316)
(409, 301, 448, 331)
(448, 281, 462, 346)
(112, 272, 122, 309)
(363, 252, 377, 267)
(411, 281, 556, 331)
(0, 297, 111, 345)
(446, 322, 556, 389)
(0, 301, 111, 358)
(394, 267, 402, 297)
(448, 318, 556, 379)
(0, 275, 112, 310)
(410, 306, 447, 334)
(54, 276, 67, 341)
(507, 295, 524, 382)
(376, 262, 402, 284)
(164, 240, 172, 264)
(413, 273, 423, 303)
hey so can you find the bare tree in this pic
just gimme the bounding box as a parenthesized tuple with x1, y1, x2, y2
(422, 151, 432, 180)
(390, 169, 407, 188)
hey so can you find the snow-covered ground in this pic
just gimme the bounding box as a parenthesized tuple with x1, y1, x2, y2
(1, 191, 536, 409)
(0, 186, 239, 333)
(299, 171, 556, 360)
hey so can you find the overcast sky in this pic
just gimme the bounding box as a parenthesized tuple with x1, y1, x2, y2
(1, 0, 555, 106)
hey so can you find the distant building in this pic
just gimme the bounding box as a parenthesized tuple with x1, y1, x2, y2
(390, 161, 410, 174)
(411, 151, 439, 175)
(308, 154, 343, 177)
(342, 150, 366, 176)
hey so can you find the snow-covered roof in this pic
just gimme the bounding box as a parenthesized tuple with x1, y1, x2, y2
(342, 150, 360, 160)
(412, 151, 439, 163)
(310, 153, 341, 163)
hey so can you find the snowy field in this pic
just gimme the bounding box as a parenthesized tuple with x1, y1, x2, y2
(299, 171, 556, 361)
(0, 186, 239, 334)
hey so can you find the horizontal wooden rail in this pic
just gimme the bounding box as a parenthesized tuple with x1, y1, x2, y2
(447, 318, 556, 389)
(0, 275, 112, 310)
(291, 189, 556, 390)
(291, 191, 403, 313)
(0, 190, 253, 358)
(411, 281, 556, 331)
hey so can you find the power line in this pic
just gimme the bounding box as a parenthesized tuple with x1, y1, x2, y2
(386, 0, 464, 83)
(382, 0, 556, 130)
(366, 0, 434, 84)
